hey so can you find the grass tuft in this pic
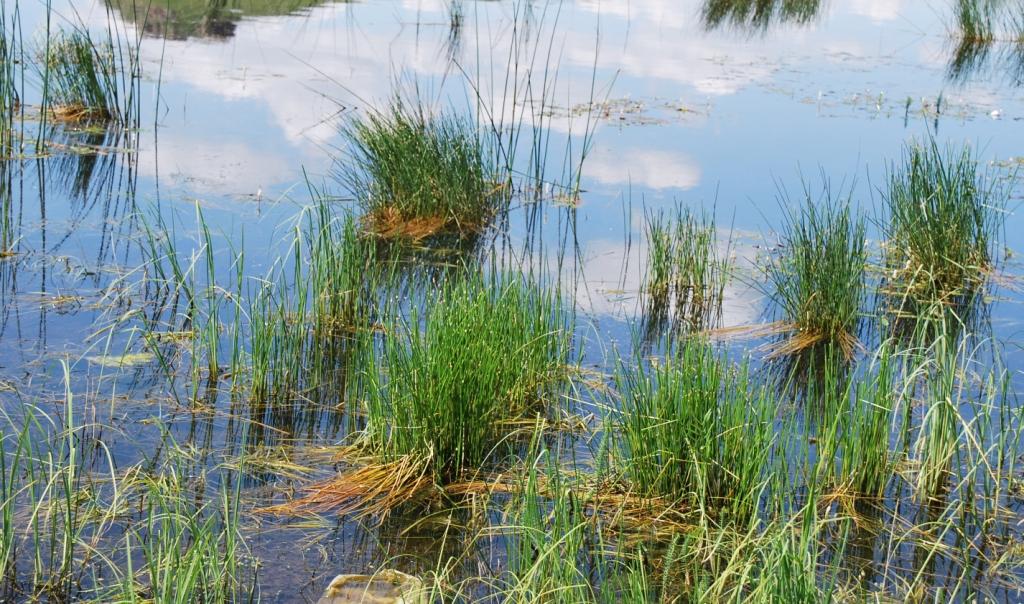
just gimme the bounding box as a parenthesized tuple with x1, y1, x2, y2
(883, 141, 1004, 308)
(643, 206, 732, 336)
(38, 30, 130, 123)
(614, 338, 773, 523)
(338, 97, 501, 240)
(765, 185, 866, 359)
(364, 276, 568, 480)
(283, 275, 569, 516)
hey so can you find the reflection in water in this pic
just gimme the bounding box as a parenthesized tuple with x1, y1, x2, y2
(106, 0, 334, 40)
(947, 0, 1024, 85)
(701, 0, 824, 32)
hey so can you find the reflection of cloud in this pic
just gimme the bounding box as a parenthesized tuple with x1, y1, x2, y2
(136, 133, 294, 196)
(60, 0, 980, 198)
(848, 0, 903, 23)
(587, 147, 701, 190)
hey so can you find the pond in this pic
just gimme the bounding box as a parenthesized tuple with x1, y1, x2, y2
(1, 0, 1023, 601)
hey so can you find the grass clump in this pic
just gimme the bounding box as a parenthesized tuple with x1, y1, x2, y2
(702, 0, 823, 33)
(285, 275, 569, 515)
(643, 206, 731, 335)
(366, 276, 567, 479)
(766, 186, 866, 359)
(37, 30, 135, 123)
(883, 142, 1003, 308)
(338, 98, 501, 241)
(614, 338, 773, 523)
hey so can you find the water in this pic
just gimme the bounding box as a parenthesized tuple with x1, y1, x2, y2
(3, 0, 1024, 601)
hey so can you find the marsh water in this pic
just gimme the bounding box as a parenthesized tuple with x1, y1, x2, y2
(4, 0, 1024, 601)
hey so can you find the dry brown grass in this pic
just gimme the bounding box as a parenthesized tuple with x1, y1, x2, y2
(265, 454, 434, 519)
(363, 206, 452, 241)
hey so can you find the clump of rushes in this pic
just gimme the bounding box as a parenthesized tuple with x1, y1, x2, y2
(766, 186, 866, 359)
(338, 98, 501, 241)
(883, 142, 1003, 308)
(38, 31, 127, 122)
(615, 338, 773, 523)
(643, 206, 731, 336)
(283, 275, 568, 515)
(811, 345, 899, 499)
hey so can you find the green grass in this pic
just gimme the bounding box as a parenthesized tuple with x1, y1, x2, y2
(954, 0, 996, 44)
(0, 4, 21, 152)
(614, 338, 773, 523)
(38, 31, 125, 122)
(766, 186, 866, 358)
(883, 141, 1004, 307)
(338, 97, 501, 240)
(363, 275, 568, 482)
(642, 206, 731, 335)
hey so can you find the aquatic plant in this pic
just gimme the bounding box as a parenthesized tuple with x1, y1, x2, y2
(365, 275, 567, 479)
(338, 97, 500, 241)
(0, 362, 257, 602)
(283, 275, 569, 515)
(883, 141, 1003, 307)
(614, 338, 773, 523)
(0, 3, 23, 153)
(642, 206, 731, 336)
(37, 29, 139, 124)
(765, 186, 866, 358)
(947, 0, 1024, 87)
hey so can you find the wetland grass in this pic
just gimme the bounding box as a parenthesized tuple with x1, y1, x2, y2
(642, 206, 731, 337)
(0, 363, 255, 602)
(701, 0, 823, 33)
(0, 4, 22, 152)
(766, 186, 866, 359)
(368, 276, 567, 476)
(286, 275, 569, 515)
(614, 338, 773, 524)
(338, 97, 501, 241)
(38, 30, 136, 124)
(882, 142, 1004, 312)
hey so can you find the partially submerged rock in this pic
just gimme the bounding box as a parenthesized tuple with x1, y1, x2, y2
(317, 569, 425, 604)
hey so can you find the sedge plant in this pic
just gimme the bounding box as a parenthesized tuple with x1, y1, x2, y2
(614, 337, 773, 524)
(883, 141, 1004, 309)
(765, 185, 866, 359)
(338, 96, 501, 241)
